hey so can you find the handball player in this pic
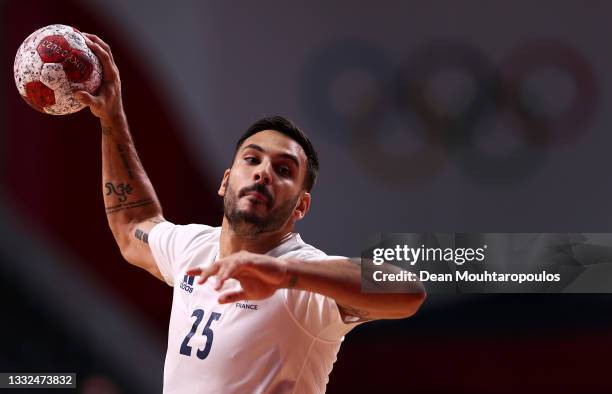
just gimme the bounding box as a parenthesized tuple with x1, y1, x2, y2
(74, 32, 426, 393)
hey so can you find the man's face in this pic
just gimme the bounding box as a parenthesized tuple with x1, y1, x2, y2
(219, 130, 310, 238)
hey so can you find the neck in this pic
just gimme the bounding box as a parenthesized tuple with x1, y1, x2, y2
(219, 216, 294, 258)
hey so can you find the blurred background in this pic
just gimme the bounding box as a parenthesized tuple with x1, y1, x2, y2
(3, 0, 612, 392)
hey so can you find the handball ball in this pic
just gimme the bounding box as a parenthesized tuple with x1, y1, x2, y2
(14, 24, 102, 115)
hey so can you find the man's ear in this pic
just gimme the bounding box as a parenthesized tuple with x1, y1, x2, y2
(294, 192, 311, 220)
(218, 169, 231, 197)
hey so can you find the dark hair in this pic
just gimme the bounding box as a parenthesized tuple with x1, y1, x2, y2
(234, 116, 319, 192)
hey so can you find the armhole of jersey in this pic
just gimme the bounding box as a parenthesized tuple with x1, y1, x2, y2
(158, 264, 174, 287)
(280, 289, 342, 344)
(334, 300, 372, 325)
(148, 221, 176, 286)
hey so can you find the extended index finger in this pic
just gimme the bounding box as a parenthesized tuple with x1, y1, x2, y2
(187, 262, 222, 285)
(82, 32, 115, 63)
(81, 34, 118, 81)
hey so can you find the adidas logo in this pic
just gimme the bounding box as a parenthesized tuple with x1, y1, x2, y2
(180, 275, 194, 293)
(235, 300, 258, 310)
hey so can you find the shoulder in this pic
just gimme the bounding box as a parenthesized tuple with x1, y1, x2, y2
(147, 222, 221, 286)
(148, 221, 221, 261)
(282, 233, 348, 263)
(150, 222, 220, 243)
(276, 233, 328, 261)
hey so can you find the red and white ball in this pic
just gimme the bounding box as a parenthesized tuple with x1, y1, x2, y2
(14, 24, 102, 115)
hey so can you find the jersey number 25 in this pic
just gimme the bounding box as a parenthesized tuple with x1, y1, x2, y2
(180, 309, 222, 360)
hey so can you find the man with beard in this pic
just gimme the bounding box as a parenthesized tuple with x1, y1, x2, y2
(76, 32, 426, 393)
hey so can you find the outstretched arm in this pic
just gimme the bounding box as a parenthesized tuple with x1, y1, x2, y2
(187, 252, 426, 321)
(75, 33, 165, 280)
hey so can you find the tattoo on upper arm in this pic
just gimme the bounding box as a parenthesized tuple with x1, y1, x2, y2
(105, 198, 154, 214)
(105, 182, 133, 202)
(135, 228, 149, 244)
(102, 126, 112, 136)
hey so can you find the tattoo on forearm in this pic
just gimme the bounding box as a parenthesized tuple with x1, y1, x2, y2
(287, 274, 298, 288)
(135, 229, 149, 244)
(105, 182, 133, 202)
(105, 198, 154, 214)
(116, 143, 134, 180)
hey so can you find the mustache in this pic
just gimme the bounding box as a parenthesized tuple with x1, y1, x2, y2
(238, 183, 274, 205)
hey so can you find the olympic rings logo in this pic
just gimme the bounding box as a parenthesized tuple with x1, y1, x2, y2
(299, 39, 598, 186)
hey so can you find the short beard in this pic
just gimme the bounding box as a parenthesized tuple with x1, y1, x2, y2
(223, 183, 299, 238)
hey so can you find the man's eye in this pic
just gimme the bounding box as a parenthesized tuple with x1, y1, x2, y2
(244, 157, 258, 164)
(277, 165, 291, 176)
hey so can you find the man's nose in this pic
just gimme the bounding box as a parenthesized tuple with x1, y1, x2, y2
(253, 161, 273, 184)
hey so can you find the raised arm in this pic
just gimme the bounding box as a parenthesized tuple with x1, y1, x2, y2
(187, 252, 426, 321)
(75, 33, 165, 281)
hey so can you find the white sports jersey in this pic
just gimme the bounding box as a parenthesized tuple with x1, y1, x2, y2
(149, 222, 360, 394)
